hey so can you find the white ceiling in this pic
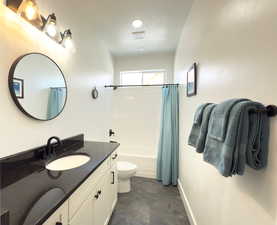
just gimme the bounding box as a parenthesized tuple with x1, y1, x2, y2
(85, 0, 194, 56)
(39, 0, 193, 56)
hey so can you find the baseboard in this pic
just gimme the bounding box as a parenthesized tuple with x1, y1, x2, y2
(177, 179, 198, 225)
(135, 171, 156, 179)
(111, 198, 117, 212)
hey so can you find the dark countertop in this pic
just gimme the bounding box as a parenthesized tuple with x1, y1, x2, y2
(0, 135, 119, 225)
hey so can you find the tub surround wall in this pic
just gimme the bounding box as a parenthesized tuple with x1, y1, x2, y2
(118, 154, 156, 179)
(0, 1, 114, 158)
(175, 0, 277, 225)
(111, 87, 162, 179)
(112, 52, 175, 178)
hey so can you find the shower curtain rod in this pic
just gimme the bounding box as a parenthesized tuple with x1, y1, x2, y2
(104, 83, 179, 90)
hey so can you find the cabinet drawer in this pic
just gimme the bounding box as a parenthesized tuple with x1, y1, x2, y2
(68, 158, 110, 220)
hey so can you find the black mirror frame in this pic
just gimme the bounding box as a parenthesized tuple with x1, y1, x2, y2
(8, 53, 68, 121)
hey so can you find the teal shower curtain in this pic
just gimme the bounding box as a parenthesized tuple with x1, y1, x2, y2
(157, 85, 179, 186)
(47, 88, 64, 119)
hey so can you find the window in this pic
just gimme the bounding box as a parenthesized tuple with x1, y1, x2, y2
(120, 70, 166, 85)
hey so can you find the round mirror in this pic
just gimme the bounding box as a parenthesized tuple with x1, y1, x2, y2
(9, 53, 67, 121)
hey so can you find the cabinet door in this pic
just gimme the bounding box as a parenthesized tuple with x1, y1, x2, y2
(92, 175, 110, 225)
(43, 201, 68, 225)
(110, 165, 118, 211)
(69, 197, 93, 225)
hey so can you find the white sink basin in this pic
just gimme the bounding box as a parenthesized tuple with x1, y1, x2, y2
(46, 154, 91, 171)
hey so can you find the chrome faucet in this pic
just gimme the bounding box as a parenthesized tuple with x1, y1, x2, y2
(46, 136, 62, 156)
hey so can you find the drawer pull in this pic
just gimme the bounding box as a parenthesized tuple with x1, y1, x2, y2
(95, 190, 101, 199)
(112, 154, 118, 160)
(111, 171, 115, 184)
(56, 223, 62, 225)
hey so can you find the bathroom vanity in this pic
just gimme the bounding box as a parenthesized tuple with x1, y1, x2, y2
(0, 135, 119, 225)
(3, 53, 120, 225)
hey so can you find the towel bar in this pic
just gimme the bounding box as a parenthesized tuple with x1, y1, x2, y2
(253, 105, 277, 117)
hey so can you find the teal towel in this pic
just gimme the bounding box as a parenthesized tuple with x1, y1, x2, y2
(203, 100, 269, 177)
(209, 99, 248, 142)
(195, 104, 216, 153)
(188, 103, 211, 148)
(246, 108, 270, 170)
(194, 103, 211, 124)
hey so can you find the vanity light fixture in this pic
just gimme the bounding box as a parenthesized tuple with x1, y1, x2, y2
(43, 13, 57, 37)
(6, 0, 74, 48)
(61, 29, 73, 48)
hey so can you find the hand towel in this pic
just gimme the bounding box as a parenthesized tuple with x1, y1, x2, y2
(188, 103, 211, 148)
(195, 104, 216, 153)
(246, 107, 270, 170)
(194, 103, 211, 124)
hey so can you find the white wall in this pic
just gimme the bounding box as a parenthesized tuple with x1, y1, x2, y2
(114, 52, 175, 84)
(175, 1, 277, 225)
(112, 52, 174, 178)
(0, 2, 114, 157)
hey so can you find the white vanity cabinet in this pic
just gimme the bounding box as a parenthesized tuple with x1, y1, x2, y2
(91, 174, 111, 225)
(91, 150, 118, 225)
(43, 152, 118, 225)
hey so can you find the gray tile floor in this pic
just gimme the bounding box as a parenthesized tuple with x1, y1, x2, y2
(109, 177, 191, 225)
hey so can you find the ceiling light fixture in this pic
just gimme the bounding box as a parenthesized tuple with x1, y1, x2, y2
(43, 13, 57, 37)
(132, 20, 143, 28)
(61, 29, 73, 48)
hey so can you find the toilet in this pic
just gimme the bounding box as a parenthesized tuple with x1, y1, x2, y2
(117, 161, 137, 193)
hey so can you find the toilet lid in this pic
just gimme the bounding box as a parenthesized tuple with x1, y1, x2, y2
(117, 161, 137, 171)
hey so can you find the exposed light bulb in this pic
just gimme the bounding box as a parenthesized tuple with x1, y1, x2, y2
(132, 20, 143, 28)
(43, 14, 57, 37)
(25, 3, 36, 20)
(46, 22, 57, 37)
(64, 38, 73, 48)
(61, 29, 73, 48)
(17, 0, 43, 26)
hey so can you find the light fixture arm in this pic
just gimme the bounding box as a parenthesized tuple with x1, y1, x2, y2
(42, 13, 56, 30)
